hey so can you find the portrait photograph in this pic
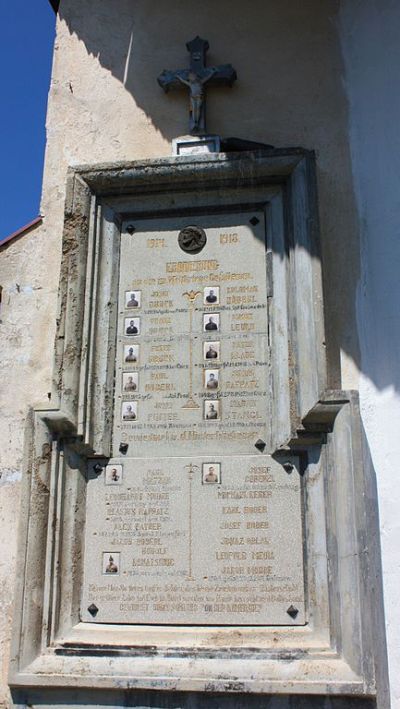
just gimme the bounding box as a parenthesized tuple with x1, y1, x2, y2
(124, 344, 139, 363)
(125, 289, 141, 308)
(102, 552, 120, 575)
(204, 399, 220, 421)
(105, 464, 123, 485)
(203, 312, 220, 332)
(204, 368, 219, 390)
(202, 463, 221, 485)
(203, 341, 220, 361)
(123, 372, 138, 392)
(124, 317, 140, 336)
(204, 285, 220, 305)
(121, 401, 138, 421)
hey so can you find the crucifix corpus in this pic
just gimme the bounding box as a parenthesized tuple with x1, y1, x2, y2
(158, 36, 237, 135)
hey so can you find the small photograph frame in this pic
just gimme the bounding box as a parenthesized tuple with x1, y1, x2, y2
(204, 341, 220, 361)
(204, 368, 219, 390)
(204, 286, 220, 305)
(124, 317, 140, 336)
(202, 463, 221, 485)
(123, 372, 139, 392)
(124, 344, 139, 363)
(105, 464, 123, 485)
(125, 290, 141, 309)
(122, 401, 138, 421)
(203, 313, 220, 332)
(102, 552, 120, 575)
(204, 399, 220, 421)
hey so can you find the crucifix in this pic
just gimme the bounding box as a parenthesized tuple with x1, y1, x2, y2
(158, 36, 237, 135)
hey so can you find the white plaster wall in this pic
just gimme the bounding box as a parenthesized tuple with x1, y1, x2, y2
(339, 2, 400, 707)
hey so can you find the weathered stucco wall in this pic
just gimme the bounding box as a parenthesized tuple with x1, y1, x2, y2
(0, 223, 59, 707)
(0, 0, 374, 706)
(43, 0, 361, 386)
(339, 2, 400, 708)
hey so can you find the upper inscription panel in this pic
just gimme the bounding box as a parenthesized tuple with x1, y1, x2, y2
(114, 213, 271, 457)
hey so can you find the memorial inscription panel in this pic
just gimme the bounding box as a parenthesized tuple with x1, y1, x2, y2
(114, 213, 271, 457)
(82, 455, 304, 625)
(82, 212, 305, 626)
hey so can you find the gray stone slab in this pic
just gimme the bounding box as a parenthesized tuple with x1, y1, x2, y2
(113, 213, 271, 458)
(81, 455, 304, 625)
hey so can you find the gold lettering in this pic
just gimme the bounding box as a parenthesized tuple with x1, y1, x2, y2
(166, 260, 219, 273)
(147, 412, 178, 421)
(222, 506, 241, 514)
(231, 322, 255, 332)
(132, 558, 175, 567)
(147, 238, 166, 248)
(220, 232, 239, 244)
(216, 551, 247, 560)
(145, 383, 175, 392)
(220, 521, 241, 529)
(244, 506, 268, 514)
(251, 551, 275, 560)
(247, 566, 273, 575)
(222, 566, 245, 575)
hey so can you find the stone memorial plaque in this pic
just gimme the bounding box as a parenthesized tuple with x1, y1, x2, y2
(81, 211, 305, 627)
(82, 455, 305, 625)
(114, 213, 271, 458)
(13, 155, 376, 697)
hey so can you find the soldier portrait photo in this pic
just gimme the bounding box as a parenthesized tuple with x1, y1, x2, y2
(204, 341, 220, 361)
(203, 313, 220, 331)
(123, 372, 138, 392)
(204, 286, 220, 305)
(125, 289, 141, 308)
(124, 317, 140, 336)
(204, 399, 220, 420)
(105, 464, 123, 485)
(102, 552, 120, 575)
(124, 344, 139, 363)
(204, 369, 219, 389)
(122, 401, 138, 421)
(202, 463, 221, 484)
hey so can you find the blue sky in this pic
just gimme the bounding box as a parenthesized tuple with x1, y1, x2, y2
(0, 1, 55, 241)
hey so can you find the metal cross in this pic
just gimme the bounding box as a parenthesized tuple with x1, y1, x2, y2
(158, 36, 237, 135)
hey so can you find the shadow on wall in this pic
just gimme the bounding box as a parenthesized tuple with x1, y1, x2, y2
(11, 688, 377, 708)
(58, 0, 304, 145)
(57, 0, 348, 150)
(55, 0, 368, 393)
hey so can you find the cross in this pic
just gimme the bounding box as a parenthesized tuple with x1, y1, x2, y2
(158, 36, 237, 135)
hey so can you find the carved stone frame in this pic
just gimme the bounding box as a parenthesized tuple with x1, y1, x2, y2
(9, 151, 380, 700)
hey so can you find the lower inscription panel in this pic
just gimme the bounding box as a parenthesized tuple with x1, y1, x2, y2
(82, 455, 305, 625)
